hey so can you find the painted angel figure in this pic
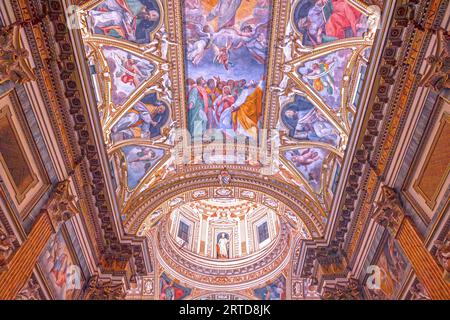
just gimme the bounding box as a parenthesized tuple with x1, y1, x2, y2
(90, 0, 135, 40)
(185, 0, 205, 24)
(186, 17, 269, 68)
(207, 0, 245, 31)
(234, 24, 269, 64)
(218, 23, 268, 65)
(112, 101, 165, 140)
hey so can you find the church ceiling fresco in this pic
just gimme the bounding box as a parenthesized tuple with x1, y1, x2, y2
(77, 0, 382, 231)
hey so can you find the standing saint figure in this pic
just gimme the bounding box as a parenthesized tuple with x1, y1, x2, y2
(216, 233, 229, 258)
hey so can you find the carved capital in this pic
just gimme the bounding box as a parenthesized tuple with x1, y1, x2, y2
(16, 279, 41, 300)
(45, 180, 79, 232)
(0, 225, 16, 271)
(322, 278, 362, 300)
(83, 275, 126, 300)
(218, 169, 232, 185)
(372, 186, 405, 237)
(0, 24, 35, 84)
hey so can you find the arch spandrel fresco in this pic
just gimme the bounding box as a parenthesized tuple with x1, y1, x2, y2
(292, 0, 370, 47)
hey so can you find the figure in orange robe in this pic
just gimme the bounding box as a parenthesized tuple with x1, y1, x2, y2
(232, 82, 263, 139)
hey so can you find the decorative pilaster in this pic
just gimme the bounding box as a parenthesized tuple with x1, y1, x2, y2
(0, 181, 78, 299)
(0, 212, 53, 299)
(372, 186, 450, 300)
